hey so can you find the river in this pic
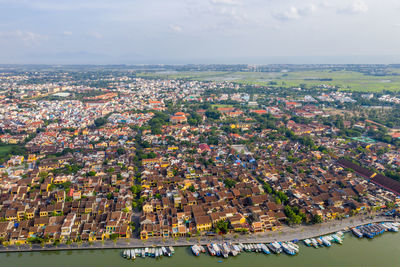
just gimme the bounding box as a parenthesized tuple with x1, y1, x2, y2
(1, 232, 399, 267)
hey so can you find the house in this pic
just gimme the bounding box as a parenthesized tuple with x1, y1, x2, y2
(195, 215, 212, 232)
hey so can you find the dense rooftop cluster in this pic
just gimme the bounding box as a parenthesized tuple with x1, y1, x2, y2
(0, 69, 400, 246)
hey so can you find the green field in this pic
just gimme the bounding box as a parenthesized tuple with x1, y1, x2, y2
(137, 70, 400, 92)
(0, 145, 16, 160)
(211, 104, 234, 108)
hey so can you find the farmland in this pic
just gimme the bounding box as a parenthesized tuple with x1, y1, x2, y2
(136, 69, 400, 92)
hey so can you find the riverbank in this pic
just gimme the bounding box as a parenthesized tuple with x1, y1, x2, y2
(2, 232, 400, 267)
(0, 215, 396, 254)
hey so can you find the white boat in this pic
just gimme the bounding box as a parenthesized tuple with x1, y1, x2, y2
(303, 239, 311, 246)
(289, 242, 299, 252)
(198, 245, 206, 253)
(260, 243, 270, 254)
(321, 237, 331, 247)
(281, 243, 296, 255)
(268, 242, 282, 254)
(127, 249, 131, 259)
(212, 244, 220, 256)
(191, 245, 200, 256)
(233, 244, 241, 254)
(310, 238, 319, 248)
(332, 234, 342, 244)
(130, 249, 136, 260)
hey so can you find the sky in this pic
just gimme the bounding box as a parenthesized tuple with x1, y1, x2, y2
(0, 0, 400, 64)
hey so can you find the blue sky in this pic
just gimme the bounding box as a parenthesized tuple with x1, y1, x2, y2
(0, 0, 400, 64)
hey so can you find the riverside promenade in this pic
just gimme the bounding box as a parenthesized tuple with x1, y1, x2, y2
(0, 215, 396, 254)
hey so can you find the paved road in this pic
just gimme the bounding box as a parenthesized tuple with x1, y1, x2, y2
(0, 215, 396, 253)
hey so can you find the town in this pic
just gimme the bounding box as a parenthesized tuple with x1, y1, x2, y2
(1, 66, 400, 249)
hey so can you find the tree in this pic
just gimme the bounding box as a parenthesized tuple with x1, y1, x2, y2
(117, 148, 126, 155)
(94, 117, 107, 128)
(205, 110, 221, 120)
(312, 214, 322, 224)
(214, 220, 229, 234)
(223, 178, 236, 189)
(86, 171, 96, 177)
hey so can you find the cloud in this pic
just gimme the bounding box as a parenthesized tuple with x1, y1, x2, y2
(273, 4, 317, 21)
(169, 25, 183, 32)
(337, 0, 368, 15)
(88, 32, 103, 39)
(209, 0, 241, 5)
(0, 0, 114, 11)
(0, 30, 47, 45)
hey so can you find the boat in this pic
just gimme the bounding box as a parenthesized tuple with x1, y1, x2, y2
(352, 227, 363, 238)
(165, 247, 172, 257)
(260, 243, 271, 254)
(310, 238, 319, 248)
(142, 248, 146, 258)
(212, 243, 221, 256)
(145, 247, 149, 256)
(191, 245, 200, 256)
(233, 244, 241, 254)
(169, 246, 175, 254)
(268, 242, 282, 254)
(219, 244, 228, 258)
(383, 222, 399, 232)
(287, 242, 299, 253)
(332, 234, 342, 244)
(316, 238, 324, 246)
(161, 246, 167, 256)
(321, 237, 331, 247)
(207, 244, 216, 256)
(225, 243, 236, 256)
(122, 250, 127, 258)
(281, 242, 296, 256)
(126, 249, 131, 259)
(130, 249, 136, 260)
(303, 239, 311, 246)
(199, 245, 206, 253)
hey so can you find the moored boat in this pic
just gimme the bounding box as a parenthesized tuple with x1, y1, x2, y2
(207, 244, 216, 256)
(191, 245, 200, 256)
(260, 243, 271, 254)
(268, 242, 282, 254)
(321, 237, 331, 247)
(310, 238, 319, 248)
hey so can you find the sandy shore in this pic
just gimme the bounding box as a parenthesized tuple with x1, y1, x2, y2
(0, 215, 396, 253)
